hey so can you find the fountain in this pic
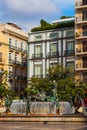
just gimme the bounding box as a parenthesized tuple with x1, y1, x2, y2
(30, 102, 56, 114)
(10, 100, 56, 115)
(10, 100, 27, 115)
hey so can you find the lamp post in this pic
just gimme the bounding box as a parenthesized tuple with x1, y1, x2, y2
(52, 80, 59, 113)
(9, 72, 13, 101)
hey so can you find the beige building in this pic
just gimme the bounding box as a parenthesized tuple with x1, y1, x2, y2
(75, 0, 87, 82)
(0, 23, 28, 97)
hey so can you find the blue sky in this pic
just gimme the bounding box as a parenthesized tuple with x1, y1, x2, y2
(0, 0, 74, 31)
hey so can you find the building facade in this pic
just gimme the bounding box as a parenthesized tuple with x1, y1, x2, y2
(28, 19, 75, 82)
(0, 23, 28, 96)
(0, 32, 8, 71)
(75, 0, 87, 82)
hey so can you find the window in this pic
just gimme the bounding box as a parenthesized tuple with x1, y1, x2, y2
(82, 25, 87, 36)
(35, 45, 41, 54)
(26, 43, 27, 51)
(9, 38, 12, 46)
(50, 33, 58, 39)
(66, 62, 74, 69)
(9, 53, 12, 60)
(66, 42, 74, 51)
(50, 43, 57, 52)
(0, 52, 2, 62)
(34, 65, 42, 77)
(15, 54, 17, 61)
(21, 43, 23, 50)
(83, 10, 87, 21)
(15, 40, 17, 49)
(83, 0, 87, 5)
(35, 35, 42, 40)
(66, 30, 74, 37)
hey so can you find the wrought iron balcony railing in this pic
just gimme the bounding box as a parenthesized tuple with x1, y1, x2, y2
(9, 45, 27, 53)
(32, 75, 43, 78)
(64, 50, 75, 56)
(32, 53, 43, 59)
(47, 51, 59, 58)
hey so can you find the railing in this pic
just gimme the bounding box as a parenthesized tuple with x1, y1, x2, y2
(76, 48, 81, 53)
(76, 64, 82, 69)
(32, 53, 43, 59)
(32, 75, 43, 78)
(9, 45, 27, 53)
(13, 75, 27, 80)
(64, 50, 75, 56)
(9, 59, 27, 66)
(76, 17, 82, 22)
(75, 1, 82, 6)
(83, 31, 87, 36)
(76, 63, 87, 69)
(47, 51, 59, 57)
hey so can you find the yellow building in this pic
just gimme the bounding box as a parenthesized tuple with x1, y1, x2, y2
(75, 0, 87, 82)
(0, 32, 8, 71)
(0, 23, 28, 97)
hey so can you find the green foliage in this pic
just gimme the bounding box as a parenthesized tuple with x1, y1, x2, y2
(60, 16, 74, 19)
(40, 19, 51, 27)
(0, 69, 9, 98)
(27, 65, 85, 103)
(31, 19, 74, 32)
(0, 86, 9, 98)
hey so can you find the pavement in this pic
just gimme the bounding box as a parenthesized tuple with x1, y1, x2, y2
(0, 122, 87, 130)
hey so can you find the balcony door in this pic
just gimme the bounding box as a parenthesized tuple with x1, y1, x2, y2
(83, 57, 87, 68)
(66, 42, 74, 55)
(83, 41, 87, 52)
(83, 0, 87, 5)
(0, 52, 2, 62)
(34, 65, 42, 77)
(35, 45, 42, 58)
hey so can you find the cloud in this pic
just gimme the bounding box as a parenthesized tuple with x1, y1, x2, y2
(4, 0, 58, 15)
(1, 0, 74, 31)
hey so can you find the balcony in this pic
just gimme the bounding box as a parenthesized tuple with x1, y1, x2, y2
(75, 32, 87, 40)
(75, 1, 82, 7)
(32, 75, 43, 78)
(32, 53, 43, 59)
(13, 75, 27, 81)
(9, 45, 27, 53)
(0, 58, 4, 64)
(64, 50, 75, 56)
(9, 59, 27, 66)
(47, 51, 59, 58)
(21, 49, 27, 53)
(76, 16, 87, 24)
(76, 63, 87, 71)
(75, 0, 87, 9)
(76, 47, 87, 55)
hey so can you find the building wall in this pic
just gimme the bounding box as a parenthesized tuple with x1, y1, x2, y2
(0, 23, 28, 96)
(0, 32, 8, 71)
(75, 0, 87, 82)
(28, 27, 75, 83)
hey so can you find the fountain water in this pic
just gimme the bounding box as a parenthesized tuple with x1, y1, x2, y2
(30, 102, 56, 114)
(10, 100, 56, 115)
(10, 100, 27, 115)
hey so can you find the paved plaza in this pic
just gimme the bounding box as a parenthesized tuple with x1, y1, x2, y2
(0, 122, 87, 130)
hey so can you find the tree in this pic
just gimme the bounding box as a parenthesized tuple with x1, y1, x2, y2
(0, 69, 9, 98)
(26, 64, 85, 103)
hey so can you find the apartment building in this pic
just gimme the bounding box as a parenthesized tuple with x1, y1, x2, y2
(0, 32, 8, 71)
(75, 0, 87, 82)
(0, 23, 28, 96)
(28, 18, 75, 82)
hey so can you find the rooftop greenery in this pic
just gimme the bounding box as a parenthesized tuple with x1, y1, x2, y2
(31, 19, 74, 32)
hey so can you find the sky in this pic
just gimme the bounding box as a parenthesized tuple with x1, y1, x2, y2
(0, 0, 74, 32)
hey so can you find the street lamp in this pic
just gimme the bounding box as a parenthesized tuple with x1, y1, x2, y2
(9, 72, 14, 101)
(52, 80, 59, 113)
